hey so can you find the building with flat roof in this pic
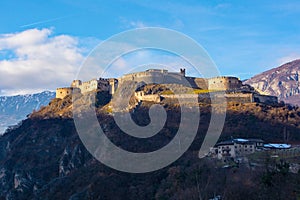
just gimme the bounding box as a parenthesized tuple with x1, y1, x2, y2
(212, 138, 265, 159)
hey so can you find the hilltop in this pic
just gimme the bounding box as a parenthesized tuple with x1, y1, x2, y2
(1, 68, 300, 199)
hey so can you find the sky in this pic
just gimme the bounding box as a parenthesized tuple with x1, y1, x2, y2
(0, 0, 300, 96)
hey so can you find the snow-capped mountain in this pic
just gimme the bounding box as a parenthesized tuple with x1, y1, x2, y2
(0, 91, 55, 134)
(244, 59, 300, 105)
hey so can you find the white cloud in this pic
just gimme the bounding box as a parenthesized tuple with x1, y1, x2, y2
(129, 21, 146, 28)
(119, 17, 147, 29)
(0, 28, 85, 95)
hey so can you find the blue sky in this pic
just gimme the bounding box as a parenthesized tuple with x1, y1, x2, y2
(0, 0, 300, 95)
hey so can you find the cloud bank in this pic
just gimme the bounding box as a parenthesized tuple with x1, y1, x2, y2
(0, 28, 84, 96)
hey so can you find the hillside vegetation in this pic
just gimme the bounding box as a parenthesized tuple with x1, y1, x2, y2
(1, 91, 300, 199)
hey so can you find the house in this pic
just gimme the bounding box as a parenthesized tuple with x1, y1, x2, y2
(213, 138, 265, 159)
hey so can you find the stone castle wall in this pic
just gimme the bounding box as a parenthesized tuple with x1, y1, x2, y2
(254, 94, 278, 104)
(119, 69, 184, 85)
(159, 93, 254, 103)
(225, 93, 254, 103)
(109, 78, 118, 95)
(208, 76, 242, 91)
(57, 77, 118, 99)
(56, 87, 73, 99)
(185, 77, 207, 89)
(135, 91, 161, 103)
(136, 92, 277, 105)
(56, 69, 278, 104)
(71, 79, 101, 93)
(183, 76, 243, 91)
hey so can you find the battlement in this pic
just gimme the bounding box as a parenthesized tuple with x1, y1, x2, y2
(56, 76, 118, 99)
(119, 68, 184, 84)
(55, 69, 278, 104)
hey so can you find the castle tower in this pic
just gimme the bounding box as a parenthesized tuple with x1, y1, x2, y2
(208, 77, 242, 91)
(71, 80, 82, 88)
(180, 68, 186, 76)
(56, 87, 73, 99)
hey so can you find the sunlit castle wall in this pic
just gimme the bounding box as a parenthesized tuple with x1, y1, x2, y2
(71, 79, 101, 93)
(208, 76, 243, 91)
(56, 87, 73, 99)
(118, 69, 187, 86)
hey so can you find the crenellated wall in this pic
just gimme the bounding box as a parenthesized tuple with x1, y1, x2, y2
(71, 79, 100, 94)
(56, 69, 278, 104)
(58, 77, 116, 99)
(119, 69, 184, 85)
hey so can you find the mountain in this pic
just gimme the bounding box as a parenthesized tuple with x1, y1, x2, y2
(0, 94, 300, 199)
(244, 59, 300, 105)
(0, 91, 55, 134)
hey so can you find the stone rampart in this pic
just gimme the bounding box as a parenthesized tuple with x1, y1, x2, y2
(208, 76, 242, 91)
(56, 87, 73, 99)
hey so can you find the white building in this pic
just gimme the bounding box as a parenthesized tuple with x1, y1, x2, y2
(213, 138, 264, 159)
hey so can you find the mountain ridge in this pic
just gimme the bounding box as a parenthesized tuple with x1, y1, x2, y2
(244, 59, 300, 105)
(0, 91, 55, 134)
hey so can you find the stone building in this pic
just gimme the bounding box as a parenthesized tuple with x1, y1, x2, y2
(207, 76, 243, 91)
(71, 79, 101, 93)
(109, 78, 118, 95)
(56, 78, 116, 99)
(135, 91, 161, 103)
(119, 69, 185, 85)
(56, 87, 74, 99)
(213, 138, 264, 159)
(55, 68, 278, 104)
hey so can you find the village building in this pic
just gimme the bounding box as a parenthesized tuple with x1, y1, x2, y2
(211, 138, 294, 160)
(212, 138, 265, 159)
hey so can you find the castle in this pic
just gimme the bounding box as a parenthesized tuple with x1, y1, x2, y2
(56, 69, 278, 104)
